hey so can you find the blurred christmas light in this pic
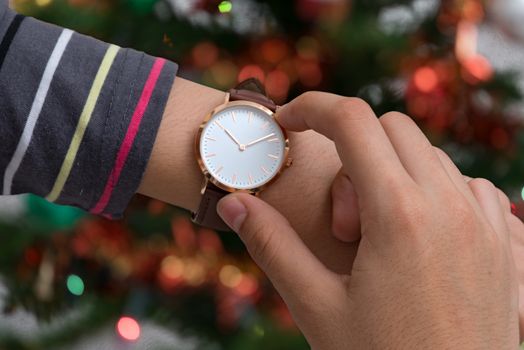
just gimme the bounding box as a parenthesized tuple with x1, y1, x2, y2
(297, 60, 322, 87)
(234, 274, 259, 297)
(35, 0, 52, 7)
(219, 265, 242, 288)
(116, 316, 140, 342)
(183, 259, 206, 286)
(238, 65, 265, 83)
(413, 67, 438, 93)
(461, 0, 484, 23)
(24, 247, 41, 267)
(261, 39, 288, 64)
(461, 54, 493, 83)
(192, 42, 219, 69)
(521, 186, 524, 201)
(455, 21, 477, 61)
(66, 274, 84, 296)
(266, 70, 290, 102)
(198, 229, 223, 254)
(218, 1, 232, 13)
(209, 60, 238, 88)
(161, 255, 184, 280)
(172, 217, 197, 251)
(253, 324, 265, 337)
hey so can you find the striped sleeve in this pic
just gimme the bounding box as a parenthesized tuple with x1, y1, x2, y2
(0, 2, 178, 219)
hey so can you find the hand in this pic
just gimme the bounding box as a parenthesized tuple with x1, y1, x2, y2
(217, 93, 519, 349)
(141, 77, 351, 276)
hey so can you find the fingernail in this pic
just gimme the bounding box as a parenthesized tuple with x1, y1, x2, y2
(274, 104, 288, 122)
(217, 196, 247, 232)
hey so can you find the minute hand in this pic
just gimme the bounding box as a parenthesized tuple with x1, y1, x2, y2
(246, 133, 276, 148)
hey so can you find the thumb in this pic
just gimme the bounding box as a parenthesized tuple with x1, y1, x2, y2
(217, 193, 339, 306)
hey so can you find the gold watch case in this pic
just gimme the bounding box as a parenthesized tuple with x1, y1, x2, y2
(195, 94, 291, 196)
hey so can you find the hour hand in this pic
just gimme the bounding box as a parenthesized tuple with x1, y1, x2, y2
(216, 121, 245, 150)
(224, 128, 242, 147)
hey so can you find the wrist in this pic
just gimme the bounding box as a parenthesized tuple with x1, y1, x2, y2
(138, 77, 227, 212)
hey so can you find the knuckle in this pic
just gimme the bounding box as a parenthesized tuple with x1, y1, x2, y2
(385, 189, 428, 230)
(432, 146, 448, 159)
(295, 91, 318, 106)
(379, 111, 413, 126)
(469, 177, 495, 192)
(497, 189, 511, 210)
(331, 97, 374, 127)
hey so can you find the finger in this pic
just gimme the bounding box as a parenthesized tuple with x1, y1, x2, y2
(505, 213, 524, 341)
(433, 148, 481, 208)
(277, 93, 413, 201)
(497, 189, 511, 212)
(468, 178, 509, 245)
(331, 169, 360, 242)
(217, 193, 341, 310)
(379, 112, 450, 188)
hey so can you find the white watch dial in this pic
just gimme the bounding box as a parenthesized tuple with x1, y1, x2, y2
(200, 105, 286, 190)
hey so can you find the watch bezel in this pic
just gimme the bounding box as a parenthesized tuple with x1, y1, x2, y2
(195, 99, 290, 195)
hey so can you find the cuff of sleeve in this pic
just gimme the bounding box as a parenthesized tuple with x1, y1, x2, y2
(89, 51, 178, 219)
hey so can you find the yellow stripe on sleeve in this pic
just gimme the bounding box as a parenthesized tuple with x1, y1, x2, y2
(46, 44, 120, 202)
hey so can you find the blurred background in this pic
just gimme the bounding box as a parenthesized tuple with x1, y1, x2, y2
(1, 0, 523, 349)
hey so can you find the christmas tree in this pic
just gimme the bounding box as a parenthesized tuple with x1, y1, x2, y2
(0, 0, 523, 348)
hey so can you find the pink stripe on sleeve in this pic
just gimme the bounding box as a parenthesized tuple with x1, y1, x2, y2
(91, 58, 166, 215)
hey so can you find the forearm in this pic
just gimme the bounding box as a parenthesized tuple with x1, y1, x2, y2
(138, 77, 356, 273)
(0, 4, 176, 218)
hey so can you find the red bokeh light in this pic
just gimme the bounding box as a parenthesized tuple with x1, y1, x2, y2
(172, 217, 197, 251)
(238, 64, 265, 83)
(265, 70, 290, 102)
(413, 67, 438, 93)
(461, 54, 493, 84)
(116, 316, 140, 342)
(192, 42, 219, 69)
(24, 247, 41, 266)
(261, 39, 288, 64)
(297, 60, 322, 87)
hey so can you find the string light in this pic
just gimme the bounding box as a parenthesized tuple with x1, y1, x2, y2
(116, 316, 141, 342)
(521, 186, 524, 201)
(218, 1, 233, 13)
(66, 274, 85, 296)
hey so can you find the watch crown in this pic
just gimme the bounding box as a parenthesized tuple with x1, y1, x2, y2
(286, 157, 293, 167)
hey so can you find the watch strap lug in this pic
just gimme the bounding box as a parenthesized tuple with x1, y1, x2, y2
(191, 183, 230, 231)
(229, 78, 277, 112)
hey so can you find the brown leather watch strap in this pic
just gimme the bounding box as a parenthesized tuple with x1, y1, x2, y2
(191, 183, 231, 231)
(192, 78, 277, 231)
(229, 78, 277, 112)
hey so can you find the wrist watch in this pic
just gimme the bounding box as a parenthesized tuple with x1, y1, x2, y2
(191, 78, 291, 230)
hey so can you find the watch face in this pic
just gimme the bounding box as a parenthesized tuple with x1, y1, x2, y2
(199, 104, 287, 191)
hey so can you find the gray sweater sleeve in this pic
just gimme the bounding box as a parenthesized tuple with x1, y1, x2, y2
(0, 1, 178, 219)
